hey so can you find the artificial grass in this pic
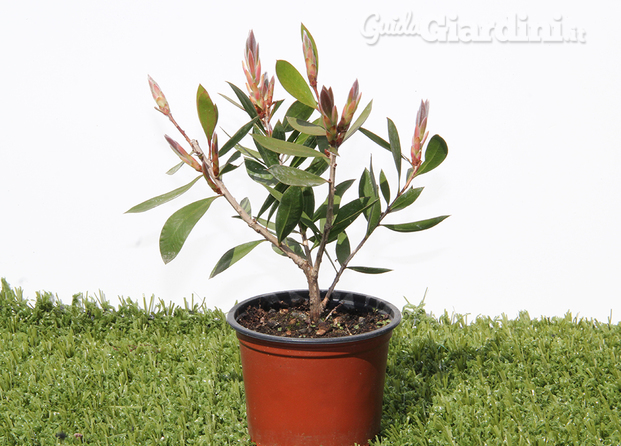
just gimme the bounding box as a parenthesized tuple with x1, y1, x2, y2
(1, 278, 620, 445)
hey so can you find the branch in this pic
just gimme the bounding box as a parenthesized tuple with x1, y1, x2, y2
(309, 152, 337, 302)
(190, 139, 311, 273)
(324, 179, 415, 300)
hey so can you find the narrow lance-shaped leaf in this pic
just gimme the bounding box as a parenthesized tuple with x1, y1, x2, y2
(262, 184, 284, 202)
(286, 117, 326, 136)
(253, 130, 280, 168)
(328, 197, 377, 243)
(283, 102, 315, 134)
(360, 127, 390, 151)
(275, 60, 317, 108)
(240, 197, 251, 216)
(257, 182, 286, 219)
(226, 82, 258, 120)
(299, 187, 315, 231)
(218, 92, 245, 112)
(276, 186, 303, 242)
(253, 134, 328, 159)
(220, 117, 259, 157)
(272, 237, 306, 258)
(268, 165, 327, 187)
(125, 176, 203, 213)
(312, 179, 355, 222)
(348, 266, 392, 274)
(343, 100, 373, 142)
(218, 151, 242, 176)
(159, 197, 219, 264)
(379, 170, 390, 204)
(359, 166, 381, 235)
(387, 118, 402, 184)
(210, 240, 264, 278)
(166, 161, 184, 175)
(382, 215, 449, 233)
(245, 158, 277, 186)
(391, 187, 424, 212)
(417, 134, 449, 175)
(336, 232, 351, 265)
(197, 85, 218, 142)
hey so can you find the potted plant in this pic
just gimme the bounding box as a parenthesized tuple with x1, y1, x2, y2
(128, 24, 448, 446)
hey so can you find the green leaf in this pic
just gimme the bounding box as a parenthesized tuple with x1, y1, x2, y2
(218, 92, 245, 111)
(312, 179, 355, 222)
(159, 197, 219, 264)
(276, 186, 303, 242)
(343, 100, 373, 142)
(348, 266, 392, 274)
(253, 131, 280, 168)
(305, 155, 330, 177)
(359, 127, 390, 150)
(257, 182, 286, 219)
(329, 197, 377, 243)
(283, 101, 315, 132)
(252, 134, 327, 159)
(300, 187, 315, 227)
(228, 134, 261, 161)
(268, 165, 327, 187)
(336, 232, 351, 265)
(261, 184, 284, 201)
(220, 117, 259, 156)
(272, 120, 286, 141)
(197, 85, 218, 142)
(359, 166, 381, 235)
(272, 237, 306, 258)
(383, 215, 449, 233)
(286, 117, 326, 136)
(219, 150, 242, 176)
(245, 158, 276, 186)
(210, 240, 264, 278)
(418, 134, 449, 175)
(226, 82, 258, 120)
(166, 161, 184, 175)
(387, 118, 402, 184)
(125, 176, 203, 213)
(316, 135, 329, 155)
(240, 197, 251, 216)
(275, 60, 317, 108)
(391, 187, 424, 212)
(379, 170, 390, 204)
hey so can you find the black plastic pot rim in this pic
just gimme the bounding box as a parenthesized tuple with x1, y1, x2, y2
(226, 289, 402, 345)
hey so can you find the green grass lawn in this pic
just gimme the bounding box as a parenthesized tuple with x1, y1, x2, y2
(1, 278, 620, 445)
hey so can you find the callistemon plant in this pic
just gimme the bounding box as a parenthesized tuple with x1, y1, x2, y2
(128, 25, 449, 323)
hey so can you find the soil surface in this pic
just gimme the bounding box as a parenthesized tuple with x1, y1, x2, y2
(236, 299, 390, 338)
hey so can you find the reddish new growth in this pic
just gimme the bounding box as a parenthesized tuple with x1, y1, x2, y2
(243, 31, 275, 134)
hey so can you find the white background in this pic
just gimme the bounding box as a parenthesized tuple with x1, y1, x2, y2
(2, 0, 619, 322)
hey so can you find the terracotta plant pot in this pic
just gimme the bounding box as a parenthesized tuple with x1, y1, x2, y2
(226, 290, 402, 446)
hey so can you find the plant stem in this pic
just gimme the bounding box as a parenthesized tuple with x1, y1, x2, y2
(324, 179, 415, 301)
(308, 151, 338, 321)
(189, 139, 310, 274)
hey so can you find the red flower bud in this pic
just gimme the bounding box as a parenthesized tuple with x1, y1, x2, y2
(148, 76, 170, 115)
(337, 79, 361, 134)
(302, 31, 318, 90)
(319, 87, 339, 146)
(164, 135, 202, 172)
(242, 30, 274, 120)
(210, 133, 219, 178)
(411, 100, 430, 167)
